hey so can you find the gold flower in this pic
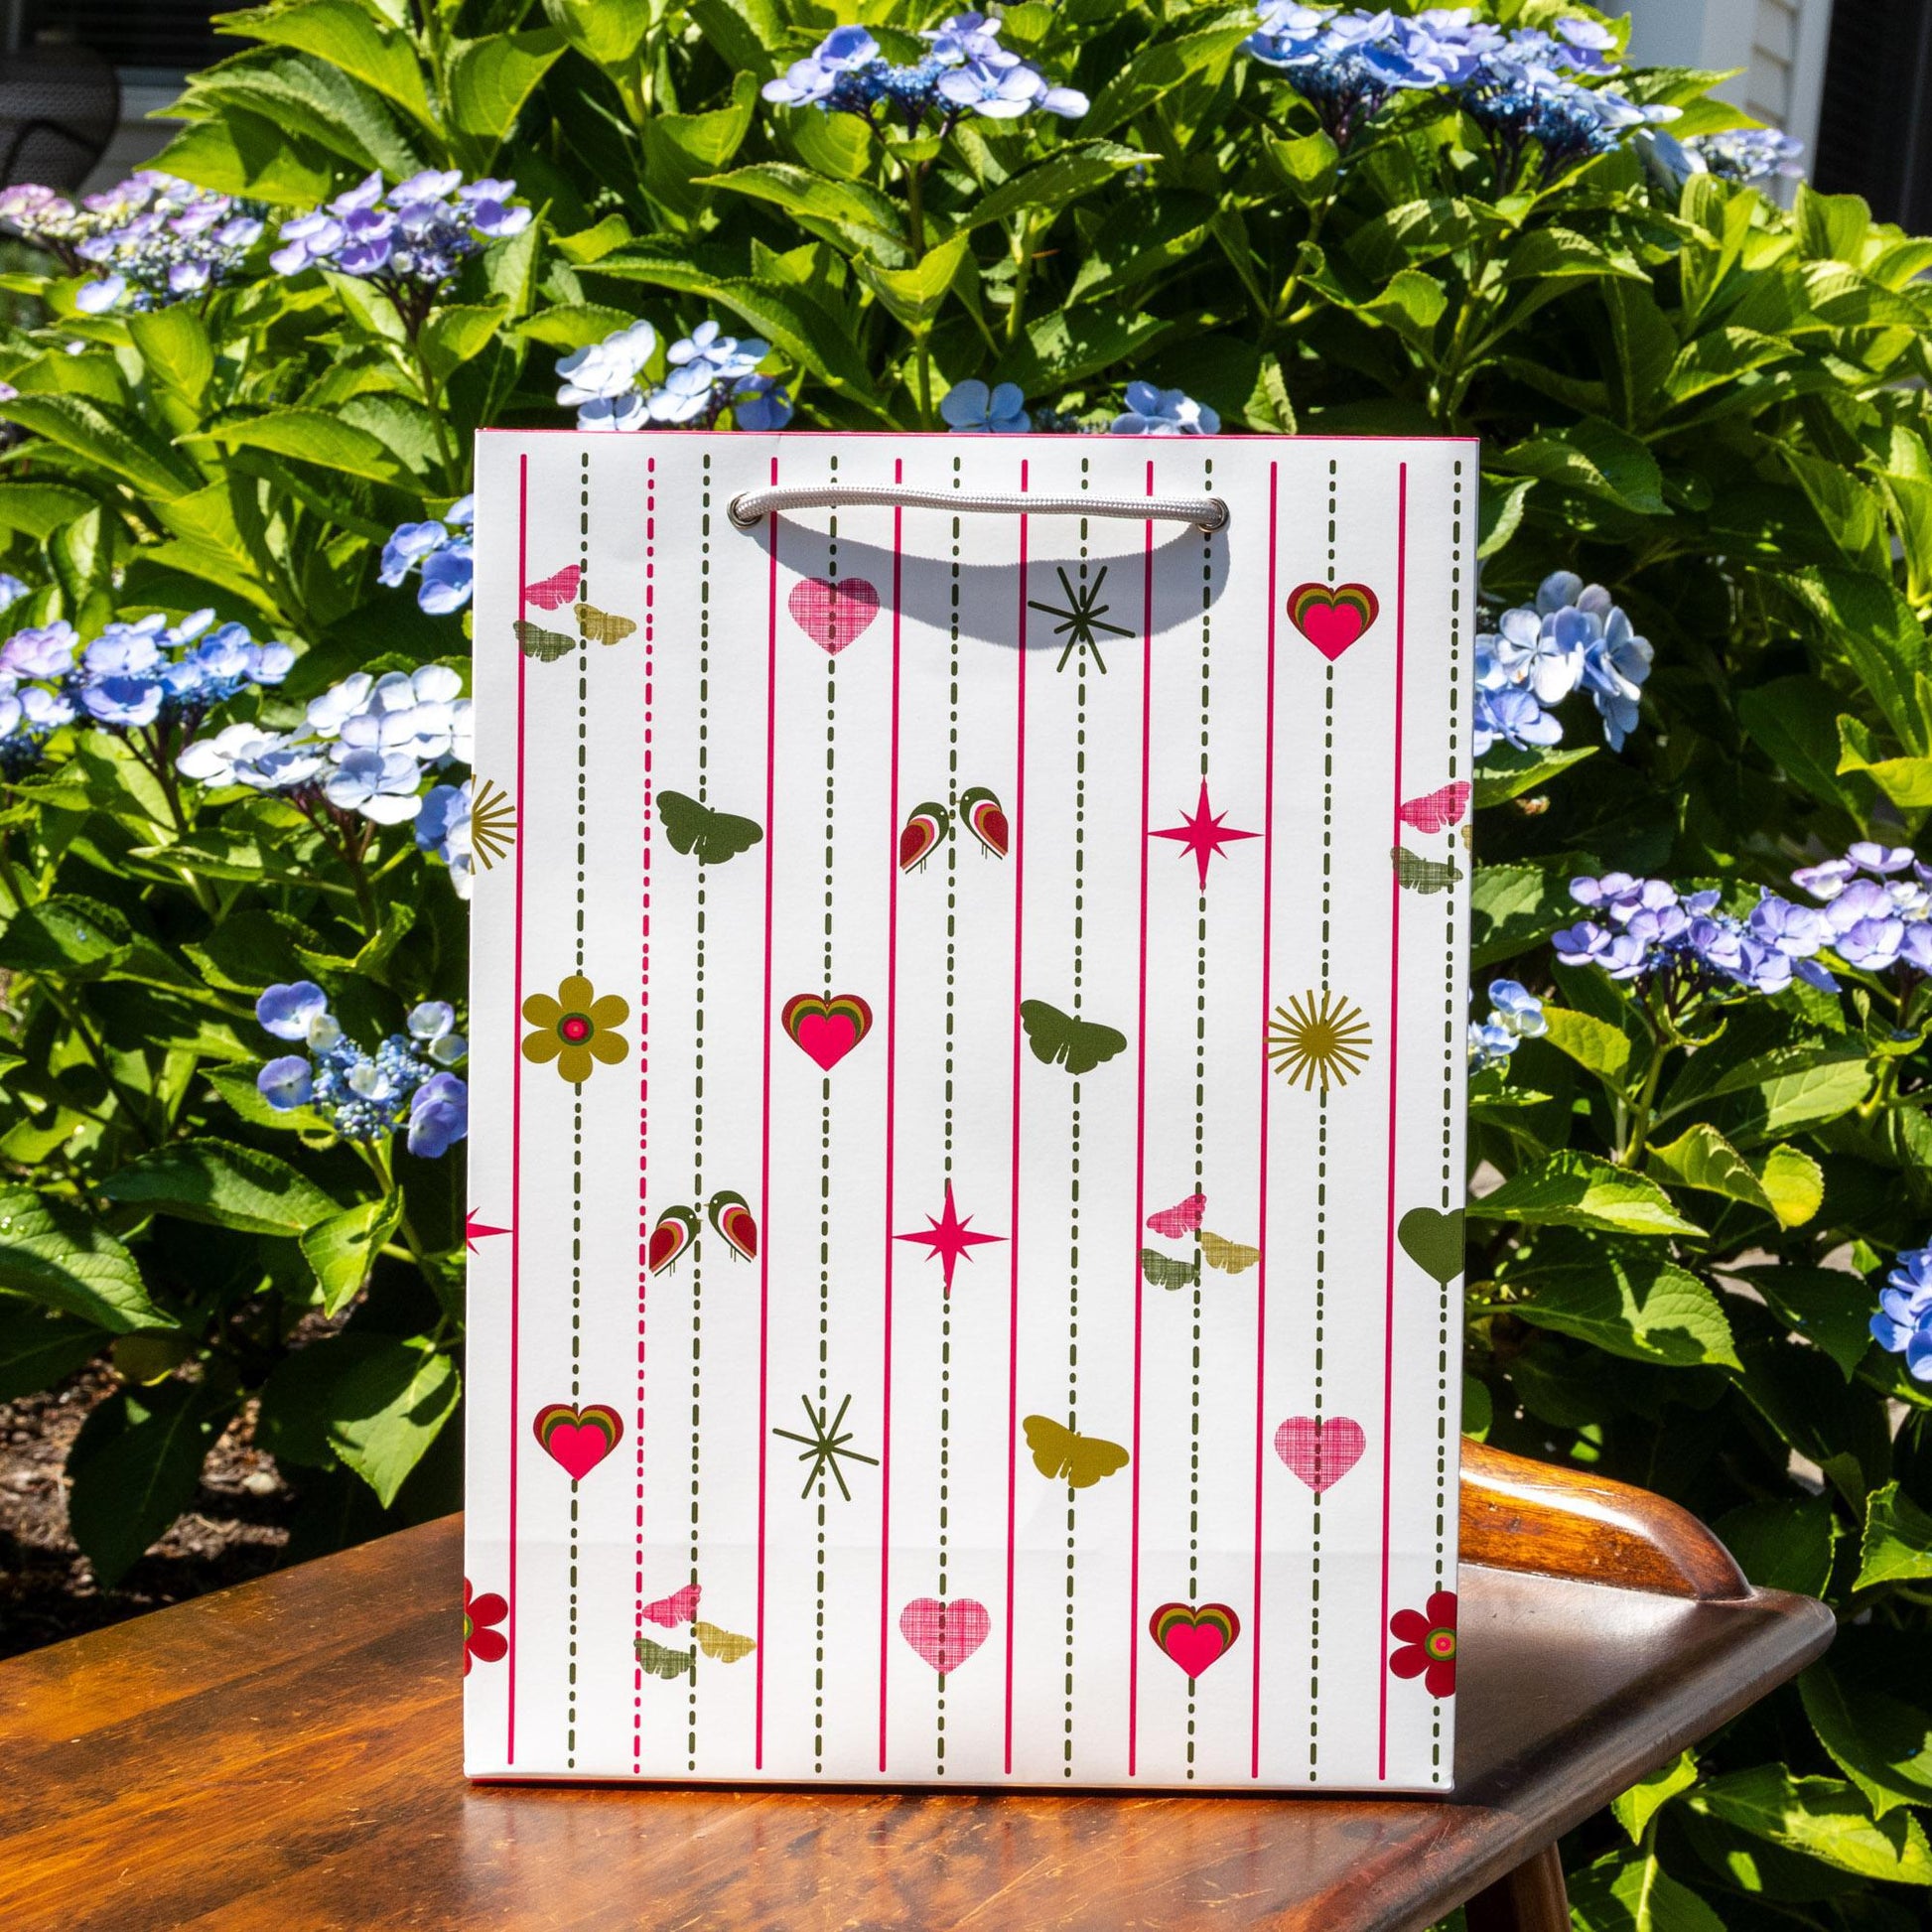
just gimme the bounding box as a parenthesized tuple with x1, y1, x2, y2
(1267, 988, 1372, 1092)
(521, 973, 629, 1083)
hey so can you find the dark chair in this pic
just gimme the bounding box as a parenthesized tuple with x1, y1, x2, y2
(0, 42, 120, 193)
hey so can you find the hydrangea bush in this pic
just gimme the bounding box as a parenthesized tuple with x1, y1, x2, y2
(0, 2, 1930, 1914)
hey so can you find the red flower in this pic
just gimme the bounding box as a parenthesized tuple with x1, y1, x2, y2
(1388, 1588, 1457, 1698)
(464, 1578, 508, 1675)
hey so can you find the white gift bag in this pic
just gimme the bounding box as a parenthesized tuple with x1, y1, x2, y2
(463, 430, 1472, 1790)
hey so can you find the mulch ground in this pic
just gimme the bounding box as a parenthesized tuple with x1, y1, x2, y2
(0, 1360, 296, 1661)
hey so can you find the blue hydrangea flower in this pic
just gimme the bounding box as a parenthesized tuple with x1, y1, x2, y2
(415, 780, 473, 897)
(730, 374, 793, 431)
(1555, 874, 1835, 1003)
(407, 1070, 470, 1158)
(1872, 1245, 1932, 1380)
(1785, 844, 1932, 978)
(1467, 976, 1547, 1071)
(0, 574, 25, 614)
(554, 318, 790, 433)
(1472, 571, 1652, 757)
(269, 170, 530, 295)
(257, 980, 330, 1042)
(1110, 381, 1219, 435)
(941, 379, 1031, 434)
(378, 511, 475, 615)
(257, 1054, 315, 1111)
(1690, 127, 1806, 186)
(762, 13, 1086, 127)
(1, 173, 263, 311)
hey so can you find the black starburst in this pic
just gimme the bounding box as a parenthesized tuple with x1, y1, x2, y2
(1028, 563, 1134, 674)
(771, 1392, 880, 1500)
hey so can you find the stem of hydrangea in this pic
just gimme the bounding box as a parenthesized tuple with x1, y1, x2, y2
(1616, 1009, 1670, 1168)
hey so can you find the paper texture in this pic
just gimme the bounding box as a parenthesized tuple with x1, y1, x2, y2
(463, 431, 1471, 1789)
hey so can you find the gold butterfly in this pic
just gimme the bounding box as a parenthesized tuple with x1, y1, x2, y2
(514, 620, 574, 662)
(694, 1621, 757, 1663)
(576, 602, 637, 646)
(1201, 1231, 1261, 1275)
(634, 1637, 692, 1680)
(1024, 1415, 1130, 1488)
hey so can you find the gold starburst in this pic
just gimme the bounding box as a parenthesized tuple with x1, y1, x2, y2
(471, 776, 518, 871)
(1267, 989, 1372, 1091)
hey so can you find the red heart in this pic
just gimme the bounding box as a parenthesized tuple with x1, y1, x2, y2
(899, 1596, 990, 1674)
(788, 576, 880, 654)
(782, 993, 873, 1071)
(1149, 1601, 1241, 1678)
(532, 1401, 621, 1480)
(1274, 1415, 1365, 1493)
(1287, 582, 1380, 661)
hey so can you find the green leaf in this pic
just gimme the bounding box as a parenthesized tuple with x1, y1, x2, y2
(1490, 418, 1667, 516)
(302, 1195, 405, 1317)
(1264, 128, 1338, 204)
(543, 0, 652, 65)
(855, 234, 969, 330)
(1786, 567, 1932, 759)
(1647, 1123, 1821, 1229)
(103, 1138, 339, 1237)
(0, 1187, 174, 1332)
(127, 305, 214, 408)
(1713, 1494, 1839, 1595)
(0, 1295, 106, 1401)
(1473, 1153, 1705, 1238)
(1834, 715, 1932, 809)
(217, 0, 436, 129)
(67, 1379, 236, 1586)
(448, 28, 568, 143)
(0, 391, 201, 499)
(553, 214, 633, 265)
(148, 110, 343, 207)
(1079, 21, 1255, 141)
(258, 1332, 461, 1506)
(1540, 1005, 1632, 1084)
(1856, 1481, 1932, 1589)
(421, 300, 508, 379)
(1737, 676, 1865, 816)
(696, 164, 906, 254)
(1568, 1847, 1726, 1931)
(0, 480, 97, 539)
(1508, 1247, 1739, 1369)
(1612, 1751, 1700, 1845)
(1476, 475, 1534, 561)
(187, 409, 410, 484)
(1688, 1767, 1932, 1883)
(960, 142, 1158, 236)
(1469, 853, 1593, 966)
(1729, 1265, 1875, 1380)
(1801, 1632, 1932, 1819)
(0, 895, 132, 980)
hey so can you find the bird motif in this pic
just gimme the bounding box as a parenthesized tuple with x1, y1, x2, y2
(707, 1189, 758, 1263)
(647, 1204, 700, 1275)
(898, 801, 949, 873)
(958, 785, 1009, 861)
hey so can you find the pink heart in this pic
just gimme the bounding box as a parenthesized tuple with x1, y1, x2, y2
(782, 993, 873, 1071)
(1274, 1415, 1365, 1493)
(1287, 583, 1380, 662)
(788, 576, 880, 654)
(899, 1596, 990, 1674)
(541, 1422, 616, 1481)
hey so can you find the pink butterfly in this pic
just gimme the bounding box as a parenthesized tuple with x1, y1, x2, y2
(1146, 1192, 1206, 1238)
(524, 564, 581, 610)
(640, 1583, 701, 1626)
(1398, 782, 1470, 835)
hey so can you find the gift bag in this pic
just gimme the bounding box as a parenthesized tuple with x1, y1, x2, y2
(463, 431, 1472, 1790)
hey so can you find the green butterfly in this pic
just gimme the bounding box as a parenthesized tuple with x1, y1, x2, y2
(634, 1636, 694, 1681)
(659, 790, 763, 866)
(1140, 1247, 1200, 1291)
(1391, 846, 1462, 895)
(1020, 999, 1127, 1076)
(514, 620, 575, 662)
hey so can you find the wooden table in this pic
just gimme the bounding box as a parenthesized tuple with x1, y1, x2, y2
(0, 1448, 1833, 1932)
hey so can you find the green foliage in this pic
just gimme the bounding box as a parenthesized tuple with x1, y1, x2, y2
(1, 1, 1931, 1916)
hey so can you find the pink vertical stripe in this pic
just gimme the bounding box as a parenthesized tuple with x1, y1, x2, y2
(1002, 458, 1029, 1775)
(507, 453, 528, 1766)
(1250, 463, 1279, 1779)
(879, 465, 904, 1773)
(1127, 459, 1155, 1776)
(1377, 464, 1410, 1782)
(755, 454, 778, 1767)
(633, 455, 654, 1768)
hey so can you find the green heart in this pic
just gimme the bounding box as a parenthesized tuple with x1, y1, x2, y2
(1397, 1206, 1464, 1286)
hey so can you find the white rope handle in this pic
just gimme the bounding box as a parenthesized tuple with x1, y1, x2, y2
(727, 483, 1228, 533)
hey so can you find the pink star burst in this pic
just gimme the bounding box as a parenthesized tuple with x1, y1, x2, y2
(896, 1182, 1004, 1296)
(1152, 778, 1259, 892)
(466, 1208, 511, 1254)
